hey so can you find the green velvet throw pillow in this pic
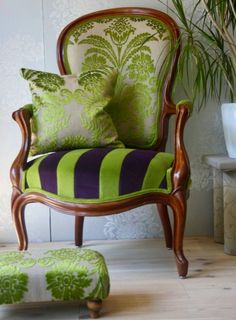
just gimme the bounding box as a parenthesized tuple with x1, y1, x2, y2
(21, 68, 124, 155)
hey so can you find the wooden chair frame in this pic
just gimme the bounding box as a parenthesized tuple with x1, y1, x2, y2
(10, 8, 191, 277)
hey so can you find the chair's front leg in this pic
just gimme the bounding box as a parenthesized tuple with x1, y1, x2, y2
(10, 107, 32, 251)
(170, 191, 188, 278)
(170, 102, 191, 277)
(12, 195, 28, 251)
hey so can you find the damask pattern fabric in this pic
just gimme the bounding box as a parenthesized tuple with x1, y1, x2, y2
(21, 68, 124, 155)
(23, 148, 174, 203)
(0, 248, 110, 304)
(63, 15, 172, 148)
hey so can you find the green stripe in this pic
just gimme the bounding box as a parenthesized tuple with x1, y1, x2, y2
(99, 149, 134, 199)
(142, 152, 174, 190)
(26, 155, 48, 189)
(24, 184, 173, 204)
(57, 149, 90, 198)
(21, 170, 27, 191)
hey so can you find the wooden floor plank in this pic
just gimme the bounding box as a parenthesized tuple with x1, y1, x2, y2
(0, 237, 236, 319)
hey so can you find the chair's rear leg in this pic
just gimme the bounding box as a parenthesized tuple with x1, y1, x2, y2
(12, 198, 28, 250)
(156, 204, 172, 249)
(75, 216, 84, 247)
(171, 193, 188, 277)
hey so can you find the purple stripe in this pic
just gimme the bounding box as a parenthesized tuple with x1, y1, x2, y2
(160, 175, 167, 189)
(74, 148, 112, 199)
(39, 151, 68, 194)
(159, 160, 173, 189)
(25, 160, 34, 189)
(119, 149, 157, 195)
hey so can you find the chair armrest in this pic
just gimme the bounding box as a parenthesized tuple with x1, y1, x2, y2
(171, 100, 192, 194)
(10, 104, 33, 189)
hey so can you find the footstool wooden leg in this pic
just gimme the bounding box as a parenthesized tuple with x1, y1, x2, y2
(87, 299, 102, 318)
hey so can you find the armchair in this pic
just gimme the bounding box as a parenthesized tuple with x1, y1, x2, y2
(10, 8, 191, 277)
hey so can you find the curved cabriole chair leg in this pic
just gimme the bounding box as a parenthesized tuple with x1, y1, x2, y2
(75, 216, 85, 247)
(12, 197, 28, 251)
(156, 203, 172, 249)
(87, 299, 102, 318)
(171, 192, 188, 278)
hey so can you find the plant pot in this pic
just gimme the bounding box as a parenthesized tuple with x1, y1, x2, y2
(221, 103, 236, 158)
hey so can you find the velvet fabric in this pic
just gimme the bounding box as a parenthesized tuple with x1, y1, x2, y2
(0, 248, 110, 304)
(23, 148, 174, 203)
(20, 69, 124, 155)
(62, 15, 173, 148)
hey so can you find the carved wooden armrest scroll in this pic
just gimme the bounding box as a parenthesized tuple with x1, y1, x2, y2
(171, 101, 192, 194)
(10, 105, 33, 190)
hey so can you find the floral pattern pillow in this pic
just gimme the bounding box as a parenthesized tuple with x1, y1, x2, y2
(21, 68, 124, 155)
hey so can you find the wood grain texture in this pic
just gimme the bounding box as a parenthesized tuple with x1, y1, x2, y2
(1, 238, 236, 320)
(87, 299, 102, 319)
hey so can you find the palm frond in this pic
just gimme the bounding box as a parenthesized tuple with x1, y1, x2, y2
(156, 0, 236, 109)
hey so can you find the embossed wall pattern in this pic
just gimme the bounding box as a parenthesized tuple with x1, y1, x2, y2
(0, 0, 226, 242)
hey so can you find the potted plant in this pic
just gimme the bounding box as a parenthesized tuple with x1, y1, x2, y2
(159, 0, 236, 157)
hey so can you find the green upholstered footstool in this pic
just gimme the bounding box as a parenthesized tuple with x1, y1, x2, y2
(0, 248, 110, 318)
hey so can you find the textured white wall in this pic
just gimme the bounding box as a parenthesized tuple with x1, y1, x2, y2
(0, 0, 226, 243)
(0, 0, 50, 243)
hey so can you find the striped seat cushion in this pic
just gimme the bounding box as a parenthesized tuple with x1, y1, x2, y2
(23, 148, 174, 203)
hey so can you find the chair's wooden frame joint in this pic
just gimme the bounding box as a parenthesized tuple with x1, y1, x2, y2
(10, 107, 32, 189)
(172, 104, 191, 193)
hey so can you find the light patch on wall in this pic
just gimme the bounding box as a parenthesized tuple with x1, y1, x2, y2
(188, 106, 226, 191)
(0, 32, 44, 238)
(0, 35, 43, 113)
(49, 0, 116, 34)
(0, 193, 13, 232)
(104, 205, 163, 240)
(49, 0, 167, 34)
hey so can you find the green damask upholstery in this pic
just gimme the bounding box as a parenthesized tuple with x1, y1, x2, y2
(22, 148, 174, 203)
(62, 15, 173, 148)
(10, 9, 191, 278)
(0, 248, 109, 305)
(21, 68, 124, 155)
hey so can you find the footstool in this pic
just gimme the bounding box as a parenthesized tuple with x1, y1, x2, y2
(0, 248, 110, 318)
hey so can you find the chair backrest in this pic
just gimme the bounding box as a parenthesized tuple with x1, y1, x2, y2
(57, 7, 180, 150)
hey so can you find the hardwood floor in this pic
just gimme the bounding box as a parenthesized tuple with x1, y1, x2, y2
(0, 237, 236, 319)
